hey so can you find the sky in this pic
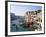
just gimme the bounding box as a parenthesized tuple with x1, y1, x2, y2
(10, 4, 42, 16)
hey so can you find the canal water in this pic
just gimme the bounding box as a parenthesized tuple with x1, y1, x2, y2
(10, 19, 35, 32)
